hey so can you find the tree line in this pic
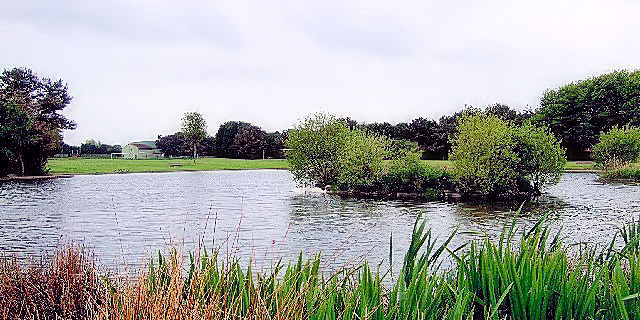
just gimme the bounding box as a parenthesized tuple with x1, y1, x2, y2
(2, 67, 639, 176)
(156, 120, 287, 159)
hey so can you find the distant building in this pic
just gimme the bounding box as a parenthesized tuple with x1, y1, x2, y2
(122, 141, 163, 159)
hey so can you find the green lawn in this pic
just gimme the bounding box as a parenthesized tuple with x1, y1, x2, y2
(47, 157, 596, 175)
(47, 157, 289, 174)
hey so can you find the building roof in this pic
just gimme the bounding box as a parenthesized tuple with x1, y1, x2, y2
(128, 141, 158, 150)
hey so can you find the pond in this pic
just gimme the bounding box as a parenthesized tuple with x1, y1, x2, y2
(1, 170, 639, 273)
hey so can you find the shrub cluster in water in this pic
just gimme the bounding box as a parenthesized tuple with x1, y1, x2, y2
(286, 113, 566, 199)
(285, 113, 450, 196)
(450, 113, 566, 199)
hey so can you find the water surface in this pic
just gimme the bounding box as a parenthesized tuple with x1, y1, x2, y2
(1, 170, 639, 272)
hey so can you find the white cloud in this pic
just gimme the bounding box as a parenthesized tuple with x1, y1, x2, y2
(1, 0, 638, 145)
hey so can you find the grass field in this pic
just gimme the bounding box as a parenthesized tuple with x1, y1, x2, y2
(46, 157, 596, 175)
(46, 157, 289, 174)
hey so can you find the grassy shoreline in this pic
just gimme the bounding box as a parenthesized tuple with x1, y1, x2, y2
(46, 157, 597, 175)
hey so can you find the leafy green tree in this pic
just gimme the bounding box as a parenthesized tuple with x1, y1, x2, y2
(450, 114, 566, 198)
(336, 130, 390, 190)
(513, 124, 566, 194)
(592, 126, 640, 169)
(535, 70, 640, 159)
(0, 68, 75, 176)
(0, 101, 36, 175)
(450, 114, 520, 197)
(286, 113, 350, 187)
(181, 112, 207, 159)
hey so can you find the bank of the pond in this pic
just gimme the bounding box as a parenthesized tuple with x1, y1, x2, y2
(3, 218, 640, 319)
(600, 163, 640, 182)
(45, 157, 596, 175)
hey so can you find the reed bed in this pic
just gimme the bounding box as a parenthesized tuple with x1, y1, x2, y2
(3, 215, 640, 319)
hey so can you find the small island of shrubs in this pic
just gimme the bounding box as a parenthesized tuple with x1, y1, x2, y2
(285, 112, 567, 201)
(592, 125, 640, 182)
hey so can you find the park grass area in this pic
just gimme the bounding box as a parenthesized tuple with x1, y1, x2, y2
(4, 215, 640, 319)
(46, 157, 288, 175)
(46, 157, 594, 175)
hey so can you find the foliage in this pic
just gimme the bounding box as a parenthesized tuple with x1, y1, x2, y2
(231, 125, 268, 159)
(265, 131, 286, 159)
(0, 101, 36, 176)
(214, 121, 251, 158)
(181, 112, 207, 159)
(79, 139, 121, 155)
(382, 146, 451, 193)
(600, 163, 640, 181)
(335, 129, 390, 190)
(450, 114, 565, 198)
(513, 124, 566, 194)
(450, 114, 520, 197)
(285, 113, 350, 187)
(535, 69, 640, 159)
(592, 126, 640, 169)
(156, 132, 187, 157)
(0, 68, 75, 176)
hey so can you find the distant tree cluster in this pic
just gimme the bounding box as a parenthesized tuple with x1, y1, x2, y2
(0, 68, 75, 176)
(534, 70, 640, 159)
(153, 119, 285, 160)
(344, 103, 533, 160)
(78, 139, 121, 155)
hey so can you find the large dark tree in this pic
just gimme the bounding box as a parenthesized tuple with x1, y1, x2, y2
(265, 131, 285, 158)
(409, 117, 443, 159)
(156, 132, 187, 157)
(214, 121, 251, 158)
(535, 70, 640, 159)
(0, 68, 75, 176)
(232, 125, 268, 159)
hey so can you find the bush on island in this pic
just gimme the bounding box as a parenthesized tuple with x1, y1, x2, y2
(592, 126, 640, 170)
(286, 113, 450, 196)
(450, 113, 566, 199)
(285, 113, 350, 188)
(336, 128, 389, 191)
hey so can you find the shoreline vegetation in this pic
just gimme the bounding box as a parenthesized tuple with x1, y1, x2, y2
(4, 215, 640, 319)
(40, 157, 597, 176)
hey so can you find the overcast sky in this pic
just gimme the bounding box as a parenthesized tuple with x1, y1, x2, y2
(1, 0, 638, 145)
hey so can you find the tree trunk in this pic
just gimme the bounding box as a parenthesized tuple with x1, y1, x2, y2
(18, 153, 25, 176)
(193, 143, 197, 162)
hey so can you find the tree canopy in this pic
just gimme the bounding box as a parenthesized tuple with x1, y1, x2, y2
(181, 112, 207, 159)
(535, 70, 640, 159)
(0, 68, 75, 176)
